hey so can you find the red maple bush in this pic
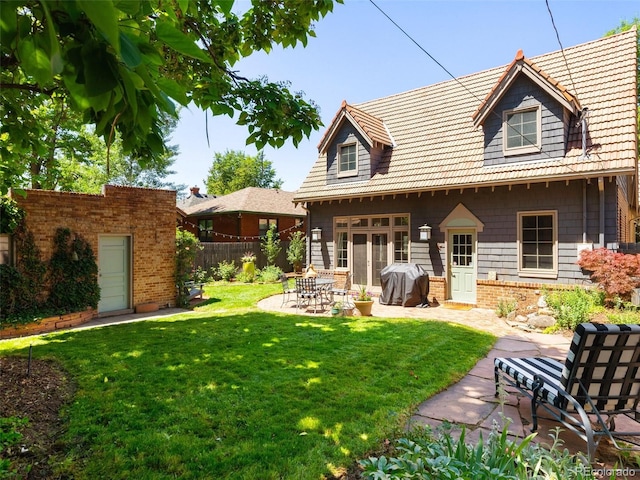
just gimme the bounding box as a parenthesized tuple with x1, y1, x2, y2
(577, 248, 640, 303)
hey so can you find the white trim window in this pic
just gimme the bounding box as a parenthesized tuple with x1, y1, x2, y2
(393, 215, 409, 263)
(503, 106, 541, 155)
(337, 143, 357, 176)
(518, 211, 557, 278)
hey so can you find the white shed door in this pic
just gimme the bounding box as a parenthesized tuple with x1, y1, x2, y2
(98, 236, 130, 312)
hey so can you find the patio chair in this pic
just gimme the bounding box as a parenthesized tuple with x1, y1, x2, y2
(279, 274, 297, 307)
(331, 272, 353, 308)
(494, 322, 640, 461)
(295, 277, 322, 313)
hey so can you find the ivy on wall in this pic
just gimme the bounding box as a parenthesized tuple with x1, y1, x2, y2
(0, 219, 100, 326)
(48, 228, 100, 313)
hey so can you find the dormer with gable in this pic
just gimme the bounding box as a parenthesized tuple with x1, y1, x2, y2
(317, 100, 394, 184)
(472, 50, 582, 166)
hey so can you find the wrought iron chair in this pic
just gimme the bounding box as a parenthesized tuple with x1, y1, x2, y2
(295, 277, 322, 313)
(494, 322, 640, 461)
(279, 274, 297, 307)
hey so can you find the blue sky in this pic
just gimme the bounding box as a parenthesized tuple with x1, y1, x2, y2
(168, 0, 639, 196)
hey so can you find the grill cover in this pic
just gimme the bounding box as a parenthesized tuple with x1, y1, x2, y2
(379, 263, 429, 307)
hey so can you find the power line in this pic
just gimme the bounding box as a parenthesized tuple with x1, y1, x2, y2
(367, 0, 590, 177)
(545, 0, 579, 98)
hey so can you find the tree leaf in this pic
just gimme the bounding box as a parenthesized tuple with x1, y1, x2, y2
(157, 77, 189, 106)
(17, 40, 52, 85)
(82, 43, 119, 96)
(120, 32, 142, 68)
(155, 18, 212, 63)
(77, 0, 121, 54)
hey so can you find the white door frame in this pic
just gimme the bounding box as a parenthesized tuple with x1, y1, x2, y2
(439, 203, 484, 304)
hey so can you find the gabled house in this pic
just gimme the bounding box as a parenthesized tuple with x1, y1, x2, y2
(294, 29, 638, 308)
(180, 187, 305, 242)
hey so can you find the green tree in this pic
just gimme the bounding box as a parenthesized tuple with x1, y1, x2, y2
(205, 150, 283, 195)
(261, 224, 281, 266)
(1, 0, 339, 194)
(4, 96, 185, 194)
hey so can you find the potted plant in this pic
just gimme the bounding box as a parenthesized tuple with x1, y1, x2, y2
(241, 252, 256, 277)
(353, 285, 374, 316)
(286, 231, 306, 273)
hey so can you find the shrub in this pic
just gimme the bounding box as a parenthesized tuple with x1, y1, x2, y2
(258, 265, 282, 283)
(360, 421, 593, 480)
(544, 287, 600, 330)
(577, 248, 640, 304)
(215, 260, 237, 281)
(191, 266, 213, 284)
(286, 231, 306, 271)
(495, 297, 517, 318)
(235, 270, 255, 283)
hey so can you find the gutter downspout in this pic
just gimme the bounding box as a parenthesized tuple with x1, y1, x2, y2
(598, 177, 605, 248)
(582, 181, 587, 244)
(301, 202, 311, 267)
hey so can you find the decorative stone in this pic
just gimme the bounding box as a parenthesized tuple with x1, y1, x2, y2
(537, 296, 548, 308)
(527, 315, 556, 329)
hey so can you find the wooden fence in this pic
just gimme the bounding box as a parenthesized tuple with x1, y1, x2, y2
(195, 241, 295, 273)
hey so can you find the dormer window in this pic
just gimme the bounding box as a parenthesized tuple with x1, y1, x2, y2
(338, 143, 357, 177)
(503, 106, 541, 155)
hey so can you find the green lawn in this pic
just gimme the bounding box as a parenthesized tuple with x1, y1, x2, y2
(1, 283, 496, 479)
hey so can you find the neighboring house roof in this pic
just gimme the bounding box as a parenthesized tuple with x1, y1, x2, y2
(295, 29, 637, 203)
(177, 186, 213, 209)
(317, 100, 394, 153)
(182, 187, 306, 217)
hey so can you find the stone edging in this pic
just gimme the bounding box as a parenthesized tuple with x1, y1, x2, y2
(0, 308, 97, 339)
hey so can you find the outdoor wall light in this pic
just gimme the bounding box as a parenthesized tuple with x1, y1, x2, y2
(311, 227, 322, 241)
(418, 224, 432, 241)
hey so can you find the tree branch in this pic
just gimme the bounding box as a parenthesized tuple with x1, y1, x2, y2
(0, 83, 57, 96)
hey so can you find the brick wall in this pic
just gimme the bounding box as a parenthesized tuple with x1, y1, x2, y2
(11, 185, 177, 312)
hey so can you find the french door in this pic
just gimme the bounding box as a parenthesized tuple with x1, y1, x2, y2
(352, 232, 388, 287)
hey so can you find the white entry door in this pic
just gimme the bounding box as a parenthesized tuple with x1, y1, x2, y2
(448, 231, 476, 303)
(98, 236, 130, 312)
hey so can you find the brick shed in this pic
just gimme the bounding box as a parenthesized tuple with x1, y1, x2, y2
(11, 185, 177, 314)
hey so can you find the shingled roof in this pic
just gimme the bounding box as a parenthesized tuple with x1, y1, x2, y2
(295, 29, 637, 203)
(317, 100, 394, 153)
(182, 187, 305, 217)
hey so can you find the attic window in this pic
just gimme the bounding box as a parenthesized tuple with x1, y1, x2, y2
(503, 106, 541, 155)
(338, 143, 357, 177)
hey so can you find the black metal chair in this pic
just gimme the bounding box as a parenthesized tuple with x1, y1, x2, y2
(494, 322, 640, 461)
(279, 274, 297, 307)
(295, 277, 322, 313)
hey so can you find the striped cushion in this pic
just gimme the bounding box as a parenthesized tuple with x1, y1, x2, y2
(495, 356, 566, 407)
(496, 323, 640, 413)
